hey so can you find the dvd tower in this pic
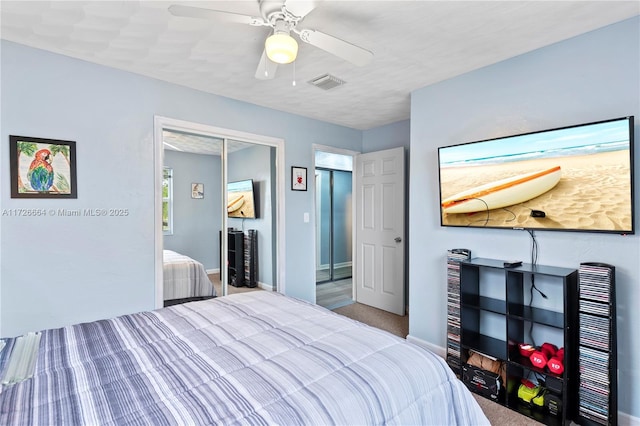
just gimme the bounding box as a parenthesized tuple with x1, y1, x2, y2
(577, 263, 617, 426)
(244, 230, 258, 288)
(446, 248, 471, 375)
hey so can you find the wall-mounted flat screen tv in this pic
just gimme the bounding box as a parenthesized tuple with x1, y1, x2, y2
(438, 116, 635, 234)
(227, 179, 257, 219)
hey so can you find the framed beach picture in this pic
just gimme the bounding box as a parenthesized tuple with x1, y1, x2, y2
(291, 166, 307, 191)
(191, 183, 204, 199)
(10, 135, 77, 199)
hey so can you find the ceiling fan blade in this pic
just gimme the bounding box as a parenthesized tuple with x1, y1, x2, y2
(168, 5, 264, 26)
(298, 29, 373, 66)
(255, 50, 278, 80)
(284, 0, 320, 19)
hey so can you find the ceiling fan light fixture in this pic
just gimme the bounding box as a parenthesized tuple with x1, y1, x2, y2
(265, 32, 298, 64)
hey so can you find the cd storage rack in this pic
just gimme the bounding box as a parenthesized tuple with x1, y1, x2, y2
(446, 248, 471, 375)
(577, 263, 617, 426)
(244, 230, 258, 288)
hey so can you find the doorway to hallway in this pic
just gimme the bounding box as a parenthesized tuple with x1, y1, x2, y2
(314, 149, 354, 310)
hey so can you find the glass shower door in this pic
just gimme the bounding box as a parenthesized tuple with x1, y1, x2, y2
(315, 168, 352, 283)
(316, 169, 331, 283)
(331, 170, 352, 281)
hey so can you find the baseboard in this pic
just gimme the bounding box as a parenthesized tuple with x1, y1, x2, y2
(206, 271, 272, 291)
(404, 336, 640, 424)
(620, 411, 640, 426)
(405, 335, 446, 358)
(256, 281, 273, 291)
(227, 281, 273, 291)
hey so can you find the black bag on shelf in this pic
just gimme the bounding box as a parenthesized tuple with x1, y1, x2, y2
(462, 364, 502, 401)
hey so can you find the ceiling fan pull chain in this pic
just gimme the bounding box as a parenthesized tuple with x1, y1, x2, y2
(292, 61, 296, 87)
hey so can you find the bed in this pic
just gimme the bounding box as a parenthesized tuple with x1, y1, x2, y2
(163, 249, 216, 301)
(0, 291, 488, 425)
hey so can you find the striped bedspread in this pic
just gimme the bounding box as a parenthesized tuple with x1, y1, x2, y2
(0, 292, 488, 425)
(163, 249, 215, 300)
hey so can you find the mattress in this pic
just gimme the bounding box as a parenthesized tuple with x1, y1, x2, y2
(0, 291, 489, 425)
(163, 249, 216, 300)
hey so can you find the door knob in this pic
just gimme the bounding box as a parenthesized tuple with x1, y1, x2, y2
(394, 237, 402, 243)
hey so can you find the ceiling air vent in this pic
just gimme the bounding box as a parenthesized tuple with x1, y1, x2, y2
(308, 73, 345, 90)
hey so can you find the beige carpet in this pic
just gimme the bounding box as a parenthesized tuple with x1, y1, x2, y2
(209, 273, 262, 296)
(332, 302, 409, 339)
(472, 394, 544, 425)
(331, 302, 543, 426)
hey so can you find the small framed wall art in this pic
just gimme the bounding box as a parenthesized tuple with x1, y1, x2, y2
(191, 183, 204, 199)
(9, 135, 77, 199)
(291, 166, 307, 191)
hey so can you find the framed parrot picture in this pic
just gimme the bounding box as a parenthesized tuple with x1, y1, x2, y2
(9, 135, 77, 198)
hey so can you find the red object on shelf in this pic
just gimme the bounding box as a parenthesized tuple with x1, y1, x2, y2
(548, 357, 564, 374)
(556, 347, 565, 361)
(530, 350, 548, 369)
(521, 378, 536, 388)
(541, 342, 558, 358)
(519, 343, 535, 357)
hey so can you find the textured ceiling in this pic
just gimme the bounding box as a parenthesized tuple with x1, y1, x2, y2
(163, 129, 255, 155)
(1, 1, 638, 130)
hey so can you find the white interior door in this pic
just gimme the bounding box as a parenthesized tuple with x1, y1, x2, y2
(355, 147, 405, 315)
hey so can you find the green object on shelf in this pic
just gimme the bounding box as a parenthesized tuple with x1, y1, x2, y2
(517, 381, 540, 403)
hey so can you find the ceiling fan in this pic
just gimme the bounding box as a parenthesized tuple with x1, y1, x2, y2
(168, 0, 374, 80)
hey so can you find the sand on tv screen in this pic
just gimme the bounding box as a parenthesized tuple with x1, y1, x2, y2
(227, 179, 257, 219)
(437, 116, 635, 234)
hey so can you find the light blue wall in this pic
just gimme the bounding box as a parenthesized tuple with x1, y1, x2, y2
(163, 150, 221, 270)
(362, 119, 410, 153)
(409, 17, 639, 418)
(0, 40, 362, 337)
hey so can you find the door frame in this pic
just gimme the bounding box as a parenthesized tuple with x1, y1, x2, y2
(154, 116, 286, 308)
(312, 144, 359, 302)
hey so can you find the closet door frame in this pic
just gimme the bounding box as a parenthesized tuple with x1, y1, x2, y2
(153, 116, 285, 306)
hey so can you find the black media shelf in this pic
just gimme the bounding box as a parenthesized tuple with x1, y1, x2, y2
(507, 304, 565, 328)
(227, 230, 245, 287)
(506, 357, 564, 380)
(457, 257, 578, 425)
(461, 330, 507, 360)
(461, 295, 506, 314)
(511, 400, 564, 426)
